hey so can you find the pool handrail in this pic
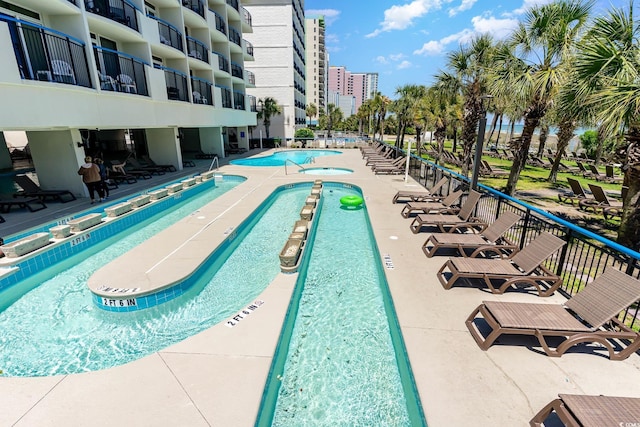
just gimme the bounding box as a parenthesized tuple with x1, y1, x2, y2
(208, 156, 219, 172)
(284, 158, 305, 175)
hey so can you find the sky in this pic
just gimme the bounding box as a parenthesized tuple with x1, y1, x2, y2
(304, 0, 623, 99)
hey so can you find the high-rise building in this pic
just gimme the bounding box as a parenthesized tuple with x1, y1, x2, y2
(328, 66, 378, 114)
(244, 0, 306, 141)
(0, 0, 257, 195)
(305, 16, 327, 125)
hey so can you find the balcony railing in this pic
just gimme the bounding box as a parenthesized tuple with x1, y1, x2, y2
(226, 0, 239, 12)
(67, 0, 77, 5)
(241, 6, 252, 27)
(149, 15, 183, 52)
(1, 15, 92, 88)
(190, 77, 213, 105)
(246, 69, 255, 85)
(213, 51, 229, 73)
(243, 39, 253, 57)
(85, 0, 140, 32)
(217, 85, 232, 108)
(181, 0, 205, 18)
(228, 26, 241, 46)
(248, 94, 257, 112)
(154, 64, 188, 101)
(94, 46, 148, 95)
(210, 10, 226, 35)
(233, 90, 245, 110)
(230, 61, 243, 79)
(186, 36, 208, 63)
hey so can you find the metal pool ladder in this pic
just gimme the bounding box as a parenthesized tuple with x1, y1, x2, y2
(208, 156, 219, 171)
(284, 158, 306, 175)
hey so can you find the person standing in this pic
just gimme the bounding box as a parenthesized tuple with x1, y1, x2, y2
(78, 156, 104, 204)
(94, 158, 110, 200)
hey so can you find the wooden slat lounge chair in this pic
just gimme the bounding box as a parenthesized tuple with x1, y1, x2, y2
(422, 211, 521, 258)
(466, 268, 640, 360)
(409, 190, 486, 234)
(194, 150, 218, 159)
(437, 231, 565, 296)
(605, 164, 624, 183)
(482, 160, 508, 177)
(107, 167, 137, 184)
(12, 175, 76, 203)
(373, 161, 405, 175)
(558, 178, 599, 208)
(530, 394, 640, 426)
(576, 161, 594, 178)
(392, 177, 449, 203)
(588, 183, 623, 219)
(141, 155, 177, 172)
(128, 158, 166, 175)
(400, 189, 462, 218)
(0, 197, 47, 213)
(370, 156, 405, 169)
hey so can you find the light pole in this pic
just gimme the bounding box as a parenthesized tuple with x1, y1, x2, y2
(470, 95, 492, 190)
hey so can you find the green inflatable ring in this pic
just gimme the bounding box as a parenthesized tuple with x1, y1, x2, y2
(340, 195, 363, 207)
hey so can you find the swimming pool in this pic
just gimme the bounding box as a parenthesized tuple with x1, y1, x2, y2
(230, 149, 341, 167)
(299, 167, 353, 175)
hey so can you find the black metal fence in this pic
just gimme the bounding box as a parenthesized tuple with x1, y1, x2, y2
(248, 95, 257, 112)
(186, 36, 208, 63)
(241, 6, 252, 27)
(388, 142, 640, 330)
(155, 65, 188, 102)
(217, 85, 232, 108)
(191, 77, 213, 105)
(233, 91, 245, 110)
(94, 46, 148, 95)
(214, 51, 229, 73)
(228, 26, 241, 46)
(153, 16, 183, 52)
(244, 39, 254, 57)
(85, 0, 139, 32)
(246, 70, 255, 85)
(211, 10, 226, 35)
(226, 0, 239, 12)
(182, 0, 205, 18)
(231, 62, 243, 79)
(1, 15, 92, 88)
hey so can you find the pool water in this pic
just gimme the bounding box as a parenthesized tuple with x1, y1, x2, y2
(299, 167, 353, 175)
(230, 149, 341, 167)
(260, 187, 424, 426)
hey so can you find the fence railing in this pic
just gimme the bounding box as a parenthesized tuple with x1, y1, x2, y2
(190, 77, 213, 105)
(181, 0, 205, 18)
(383, 141, 640, 330)
(85, 0, 139, 32)
(154, 64, 188, 101)
(241, 6, 252, 27)
(228, 26, 241, 46)
(217, 85, 232, 108)
(243, 39, 253, 57)
(233, 91, 245, 110)
(248, 95, 257, 112)
(246, 69, 255, 85)
(230, 61, 243, 79)
(210, 9, 226, 35)
(94, 46, 148, 95)
(151, 15, 183, 52)
(226, 0, 239, 12)
(186, 36, 208, 63)
(1, 15, 92, 88)
(213, 51, 229, 73)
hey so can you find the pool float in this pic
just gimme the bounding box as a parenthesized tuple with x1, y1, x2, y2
(340, 195, 363, 208)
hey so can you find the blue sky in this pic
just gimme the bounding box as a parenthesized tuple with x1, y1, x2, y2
(305, 0, 623, 99)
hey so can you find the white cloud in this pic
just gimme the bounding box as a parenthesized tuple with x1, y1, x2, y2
(389, 53, 405, 61)
(512, 0, 553, 15)
(397, 60, 412, 69)
(365, 0, 452, 38)
(448, 0, 477, 17)
(375, 56, 389, 64)
(305, 9, 341, 25)
(413, 40, 445, 55)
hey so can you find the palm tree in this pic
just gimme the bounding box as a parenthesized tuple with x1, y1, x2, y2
(573, 1, 640, 250)
(371, 92, 391, 141)
(325, 104, 343, 138)
(306, 103, 318, 127)
(257, 97, 282, 139)
(490, 0, 593, 195)
(392, 84, 427, 152)
(357, 99, 374, 135)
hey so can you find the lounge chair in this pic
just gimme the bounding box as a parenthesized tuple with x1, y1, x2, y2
(109, 160, 152, 179)
(392, 177, 449, 203)
(226, 143, 247, 154)
(482, 160, 508, 177)
(127, 158, 166, 175)
(371, 157, 406, 173)
(422, 211, 521, 258)
(605, 164, 624, 183)
(466, 268, 640, 360)
(400, 189, 463, 218)
(0, 196, 47, 213)
(588, 183, 623, 219)
(194, 150, 217, 159)
(557, 177, 600, 209)
(575, 161, 594, 178)
(12, 175, 76, 203)
(369, 156, 405, 168)
(409, 190, 486, 234)
(588, 164, 611, 182)
(437, 231, 565, 296)
(141, 155, 177, 172)
(107, 167, 137, 184)
(530, 394, 640, 426)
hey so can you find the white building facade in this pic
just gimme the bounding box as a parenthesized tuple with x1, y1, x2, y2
(304, 15, 326, 125)
(244, 0, 305, 142)
(0, 0, 256, 197)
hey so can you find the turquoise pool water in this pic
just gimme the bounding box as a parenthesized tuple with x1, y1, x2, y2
(258, 187, 425, 426)
(230, 149, 341, 166)
(299, 167, 353, 175)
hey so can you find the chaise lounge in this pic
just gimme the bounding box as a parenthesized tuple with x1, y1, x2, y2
(400, 189, 462, 218)
(467, 268, 640, 360)
(392, 177, 449, 203)
(530, 393, 640, 426)
(437, 231, 565, 296)
(12, 175, 76, 203)
(408, 190, 486, 234)
(422, 210, 521, 258)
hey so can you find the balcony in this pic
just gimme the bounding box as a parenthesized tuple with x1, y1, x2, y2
(210, 10, 227, 36)
(85, 0, 140, 32)
(228, 26, 241, 46)
(230, 62, 243, 79)
(181, 0, 205, 19)
(190, 77, 213, 106)
(2, 16, 92, 88)
(186, 37, 208, 63)
(243, 39, 254, 58)
(213, 51, 230, 73)
(155, 64, 188, 101)
(226, 0, 239, 12)
(241, 6, 252, 30)
(248, 95, 257, 112)
(245, 69, 255, 86)
(94, 46, 148, 95)
(233, 90, 245, 110)
(217, 85, 232, 108)
(150, 15, 183, 52)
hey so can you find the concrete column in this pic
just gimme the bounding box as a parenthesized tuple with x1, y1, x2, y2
(146, 128, 182, 170)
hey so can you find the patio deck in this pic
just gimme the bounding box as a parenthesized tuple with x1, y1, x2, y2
(1, 148, 639, 427)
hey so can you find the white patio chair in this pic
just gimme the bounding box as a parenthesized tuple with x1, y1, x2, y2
(51, 60, 76, 84)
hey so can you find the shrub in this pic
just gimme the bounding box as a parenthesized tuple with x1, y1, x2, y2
(295, 128, 314, 138)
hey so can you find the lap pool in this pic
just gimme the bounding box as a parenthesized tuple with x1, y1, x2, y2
(230, 149, 341, 166)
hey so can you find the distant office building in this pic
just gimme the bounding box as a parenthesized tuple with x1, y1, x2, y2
(244, 0, 306, 141)
(328, 90, 355, 118)
(305, 16, 327, 125)
(328, 66, 378, 113)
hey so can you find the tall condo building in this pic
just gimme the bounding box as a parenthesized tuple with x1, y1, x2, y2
(328, 66, 378, 113)
(244, 0, 306, 141)
(305, 15, 327, 125)
(0, 0, 256, 197)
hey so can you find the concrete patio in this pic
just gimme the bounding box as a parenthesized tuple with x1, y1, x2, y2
(1, 148, 639, 426)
